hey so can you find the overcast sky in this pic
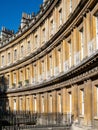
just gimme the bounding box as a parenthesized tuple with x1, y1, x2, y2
(0, 0, 43, 32)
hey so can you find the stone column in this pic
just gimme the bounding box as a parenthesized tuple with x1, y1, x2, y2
(23, 96, 26, 112)
(83, 15, 87, 58)
(45, 55, 48, 79)
(62, 88, 67, 114)
(29, 64, 33, 84)
(16, 96, 19, 111)
(84, 80, 92, 126)
(66, 0, 70, 19)
(45, 19, 49, 41)
(93, 84, 97, 117)
(10, 72, 12, 88)
(60, 41, 63, 72)
(37, 94, 41, 113)
(16, 70, 19, 87)
(44, 93, 48, 113)
(52, 49, 55, 76)
(17, 44, 19, 60)
(63, 39, 69, 72)
(73, 28, 77, 65)
(30, 95, 33, 112)
(37, 60, 41, 82)
(53, 7, 57, 33)
(32, 95, 34, 112)
(72, 85, 78, 121)
(71, 30, 74, 66)
(92, 15, 96, 39)
(62, 39, 66, 63)
(52, 90, 57, 113)
(62, 0, 66, 23)
(9, 97, 13, 111)
(86, 12, 92, 45)
(23, 67, 26, 86)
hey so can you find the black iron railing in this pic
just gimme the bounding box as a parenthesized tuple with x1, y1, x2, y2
(0, 111, 73, 130)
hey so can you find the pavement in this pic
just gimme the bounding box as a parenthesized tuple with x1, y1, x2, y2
(70, 124, 98, 130)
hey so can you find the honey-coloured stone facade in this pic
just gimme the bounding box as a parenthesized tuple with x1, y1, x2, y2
(0, 0, 98, 129)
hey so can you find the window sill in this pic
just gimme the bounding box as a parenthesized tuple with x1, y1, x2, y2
(50, 34, 53, 38)
(79, 115, 84, 118)
(58, 24, 62, 29)
(42, 41, 45, 45)
(94, 116, 98, 120)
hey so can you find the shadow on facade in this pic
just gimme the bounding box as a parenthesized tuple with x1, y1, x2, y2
(0, 76, 73, 130)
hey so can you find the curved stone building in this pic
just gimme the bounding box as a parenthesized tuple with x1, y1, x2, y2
(0, 0, 98, 129)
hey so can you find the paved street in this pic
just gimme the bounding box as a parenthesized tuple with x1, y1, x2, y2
(70, 124, 98, 130)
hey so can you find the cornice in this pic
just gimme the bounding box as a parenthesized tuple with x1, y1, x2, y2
(0, 0, 97, 74)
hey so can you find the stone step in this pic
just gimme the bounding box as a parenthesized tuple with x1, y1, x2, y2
(19, 127, 70, 130)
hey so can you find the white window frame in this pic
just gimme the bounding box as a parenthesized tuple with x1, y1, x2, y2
(69, 93, 72, 113)
(27, 98, 30, 111)
(58, 48, 62, 73)
(6, 100, 9, 111)
(69, 92, 72, 124)
(14, 49, 17, 60)
(35, 35, 38, 48)
(26, 68, 30, 80)
(42, 28, 45, 43)
(70, 0, 72, 13)
(49, 95, 52, 113)
(59, 8, 62, 26)
(41, 60, 45, 73)
(80, 28, 84, 60)
(13, 99, 16, 111)
(81, 89, 84, 115)
(34, 64, 37, 82)
(50, 20, 54, 35)
(20, 70, 23, 83)
(21, 45, 24, 56)
(42, 96, 44, 113)
(49, 55, 52, 76)
(27, 41, 31, 52)
(34, 97, 37, 112)
(58, 94, 62, 113)
(7, 75, 10, 87)
(68, 41, 72, 67)
(41, 60, 45, 80)
(14, 73, 16, 84)
(20, 98, 23, 111)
